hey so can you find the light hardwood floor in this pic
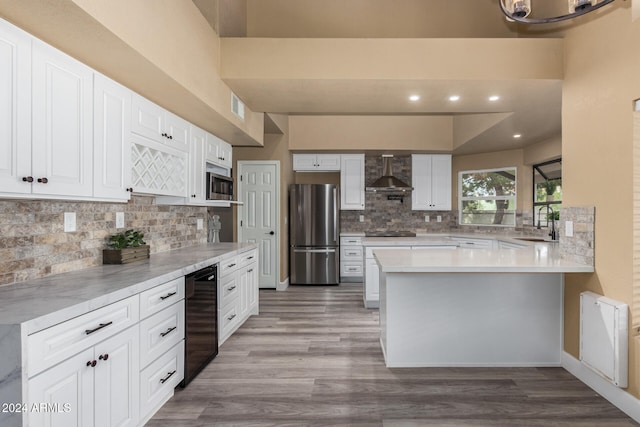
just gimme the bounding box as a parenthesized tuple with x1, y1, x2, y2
(147, 283, 638, 426)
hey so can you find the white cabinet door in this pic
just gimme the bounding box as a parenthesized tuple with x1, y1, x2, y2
(131, 94, 164, 143)
(31, 39, 93, 197)
(340, 154, 365, 210)
(430, 154, 452, 210)
(29, 348, 95, 427)
(365, 257, 380, 305)
(94, 326, 139, 427)
(217, 139, 233, 169)
(205, 132, 232, 170)
(164, 111, 190, 152)
(93, 73, 132, 201)
(189, 126, 206, 202)
(292, 154, 318, 171)
(0, 19, 31, 195)
(247, 262, 258, 311)
(316, 154, 341, 170)
(411, 154, 451, 211)
(238, 266, 249, 319)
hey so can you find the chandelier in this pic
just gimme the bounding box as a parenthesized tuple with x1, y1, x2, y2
(499, 0, 616, 24)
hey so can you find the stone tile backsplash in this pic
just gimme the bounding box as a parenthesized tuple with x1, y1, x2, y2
(0, 196, 207, 286)
(559, 206, 595, 266)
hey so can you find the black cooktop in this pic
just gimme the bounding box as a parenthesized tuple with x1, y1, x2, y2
(364, 231, 417, 237)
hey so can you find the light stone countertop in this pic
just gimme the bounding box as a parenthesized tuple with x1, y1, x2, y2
(0, 242, 255, 334)
(374, 242, 594, 274)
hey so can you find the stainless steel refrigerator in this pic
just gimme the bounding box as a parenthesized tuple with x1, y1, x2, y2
(289, 184, 340, 285)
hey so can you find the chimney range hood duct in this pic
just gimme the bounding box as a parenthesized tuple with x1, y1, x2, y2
(366, 155, 413, 192)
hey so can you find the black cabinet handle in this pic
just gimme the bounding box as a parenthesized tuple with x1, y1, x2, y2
(168, 135, 173, 139)
(126, 187, 134, 192)
(161, 132, 167, 137)
(99, 354, 109, 361)
(227, 285, 236, 291)
(160, 326, 177, 337)
(86, 360, 97, 367)
(160, 370, 176, 384)
(22, 176, 33, 183)
(85, 321, 113, 335)
(160, 291, 177, 300)
(37, 177, 48, 184)
(247, 256, 254, 260)
(248, 269, 253, 273)
(227, 263, 236, 268)
(227, 314, 236, 321)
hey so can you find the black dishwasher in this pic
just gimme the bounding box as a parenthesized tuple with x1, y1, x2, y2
(181, 264, 218, 387)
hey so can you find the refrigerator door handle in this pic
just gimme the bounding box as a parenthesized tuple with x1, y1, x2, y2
(293, 248, 337, 254)
(333, 187, 338, 243)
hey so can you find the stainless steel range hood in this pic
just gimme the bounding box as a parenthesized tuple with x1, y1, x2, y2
(366, 155, 413, 192)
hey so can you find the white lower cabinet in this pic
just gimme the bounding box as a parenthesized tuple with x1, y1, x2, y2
(28, 324, 139, 427)
(364, 246, 410, 308)
(340, 235, 364, 282)
(218, 249, 259, 345)
(139, 341, 184, 424)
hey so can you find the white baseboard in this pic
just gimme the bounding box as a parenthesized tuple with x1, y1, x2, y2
(562, 351, 640, 423)
(277, 277, 289, 291)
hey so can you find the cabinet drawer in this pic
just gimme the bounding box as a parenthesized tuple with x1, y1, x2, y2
(341, 246, 363, 259)
(340, 262, 364, 276)
(238, 249, 257, 268)
(340, 236, 363, 246)
(139, 302, 184, 368)
(219, 303, 240, 341)
(220, 274, 239, 308)
(139, 277, 184, 320)
(28, 296, 139, 377)
(219, 256, 239, 276)
(140, 341, 184, 422)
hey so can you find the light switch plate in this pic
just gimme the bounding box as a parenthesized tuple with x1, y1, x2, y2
(424, 215, 430, 222)
(359, 215, 365, 223)
(64, 212, 76, 233)
(116, 212, 125, 229)
(436, 215, 442, 222)
(197, 218, 204, 230)
(565, 220, 574, 237)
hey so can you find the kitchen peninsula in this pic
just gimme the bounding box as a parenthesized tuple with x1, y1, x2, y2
(374, 241, 594, 368)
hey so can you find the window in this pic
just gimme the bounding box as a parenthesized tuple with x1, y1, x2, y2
(532, 159, 562, 228)
(459, 167, 517, 226)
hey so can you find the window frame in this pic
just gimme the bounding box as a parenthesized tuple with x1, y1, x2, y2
(458, 166, 518, 227)
(532, 158, 562, 228)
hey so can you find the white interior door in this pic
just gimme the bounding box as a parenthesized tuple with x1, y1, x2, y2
(238, 161, 279, 289)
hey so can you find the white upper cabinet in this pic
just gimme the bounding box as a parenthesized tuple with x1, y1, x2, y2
(188, 126, 207, 203)
(93, 73, 132, 201)
(293, 154, 341, 171)
(340, 154, 365, 210)
(31, 39, 94, 198)
(131, 94, 189, 152)
(206, 132, 233, 170)
(0, 19, 31, 195)
(411, 154, 452, 211)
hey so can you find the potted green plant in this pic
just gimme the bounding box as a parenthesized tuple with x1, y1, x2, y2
(542, 179, 557, 201)
(103, 229, 150, 264)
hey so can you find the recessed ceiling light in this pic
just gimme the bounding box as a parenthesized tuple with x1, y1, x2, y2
(409, 95, 420, 102)
(513, 134, 522, 138)
(449, 95, 460, 102)
(488, 95, 500, 102)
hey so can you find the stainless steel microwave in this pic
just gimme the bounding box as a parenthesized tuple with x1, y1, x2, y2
(207, 172, 234, 200)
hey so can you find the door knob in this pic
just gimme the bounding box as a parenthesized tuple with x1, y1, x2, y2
(265, 231, 275, 235)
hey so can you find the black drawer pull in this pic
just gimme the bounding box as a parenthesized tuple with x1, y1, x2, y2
(227, 285, 236, 291)
(248, 269, 253, 273)
(85, 321, 113, 335)
(247, 256, 254, 260)
(160, 370, 176, 384)
(227, 263, 236, 268)
(160, 291, 177, 300)
(227, 314, 236, 321)
(160, 326, 177, 337)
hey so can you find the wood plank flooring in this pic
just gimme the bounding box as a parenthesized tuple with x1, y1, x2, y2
(147, 283, 638, 426)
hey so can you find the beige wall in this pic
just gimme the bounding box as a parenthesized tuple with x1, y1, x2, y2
(234, 114, 293, 283)
(246, 0, 517, 38)
(561, 4, 640, 397)
(289, 116, 453, 152)
(523, 136, 562, 165)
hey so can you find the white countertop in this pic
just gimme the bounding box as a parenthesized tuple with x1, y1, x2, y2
(362, 235, 458, 246)
(374, 243, 593, 273)
(0, 242, 255, 334)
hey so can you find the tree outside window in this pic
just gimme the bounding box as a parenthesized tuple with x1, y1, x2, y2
(459, 167, 517, 226)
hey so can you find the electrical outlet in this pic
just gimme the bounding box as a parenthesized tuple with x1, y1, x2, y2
(565, 220, 574, 237)
(64, 212, 76, 232)
(197, 218, 204, 230)
(424, 215, 430, 222)
(116, 212, 125, 229)
(359, 215, 365, 223)
(436, 215, 442, 223)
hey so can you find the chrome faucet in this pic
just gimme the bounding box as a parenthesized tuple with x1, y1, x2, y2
(537, 205, 558, 241)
